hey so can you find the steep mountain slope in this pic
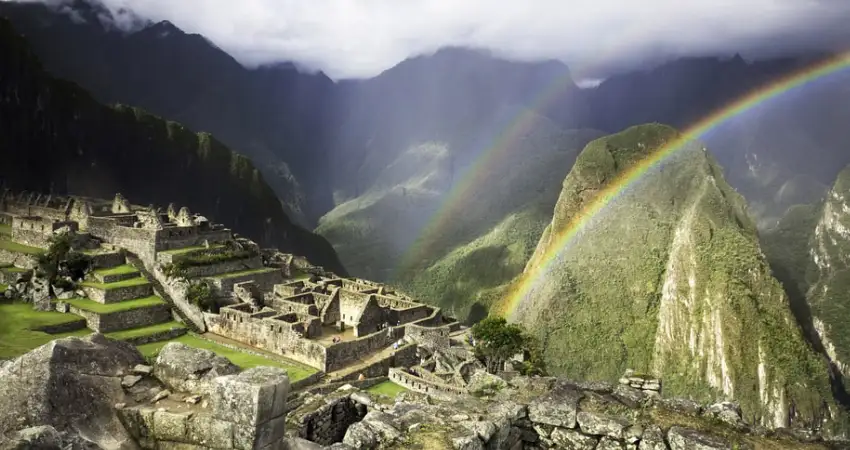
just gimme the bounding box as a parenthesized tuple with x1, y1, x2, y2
(807, 167, 850, 382)
(318, 107, 602, 319)
(0, 17, 345, 274)
(509, 124, 840, 428)
(0, 0, 337, 224)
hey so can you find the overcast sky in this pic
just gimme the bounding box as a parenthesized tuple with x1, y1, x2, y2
(14, 0, 850, 80)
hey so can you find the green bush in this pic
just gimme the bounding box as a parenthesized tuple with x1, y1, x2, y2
(187, 281, 217, 313)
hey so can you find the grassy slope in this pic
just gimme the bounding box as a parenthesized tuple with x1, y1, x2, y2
(136, 334, 315, 381)
(65, 296, 165, 313)
(509, 123, 837, 427)
(0, 302, 89, 358)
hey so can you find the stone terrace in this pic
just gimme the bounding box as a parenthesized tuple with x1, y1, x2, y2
(0, 189, 462, 391)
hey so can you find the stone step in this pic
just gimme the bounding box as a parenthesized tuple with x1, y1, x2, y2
(65, 296, 172, 333)
(81, 277, 154, 304)
(105, 320, 188, 346)
(90, 264, 140, 284)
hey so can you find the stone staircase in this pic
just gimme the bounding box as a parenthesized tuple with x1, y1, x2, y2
(62, 250, 187, 344)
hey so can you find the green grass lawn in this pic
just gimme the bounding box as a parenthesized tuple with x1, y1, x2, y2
(93, 264, 139, 277)
(105, 321, 186, 340)
(160, 244, 224, 256)
(0, 302, 91, 358)
(81, 276, 149, 290)
(212, 267, 276, 280)
(0, 238, 43, 255)
(136, 334, 315, 381)
(0, 283, 6, 291)
(3, 267, 29, 273)
(64, 295, 165, 313)
(0, 223, 10, 236)
(366, 380, 408, 398)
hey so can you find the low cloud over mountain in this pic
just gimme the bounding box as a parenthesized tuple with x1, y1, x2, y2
(5, 0, 850, 80)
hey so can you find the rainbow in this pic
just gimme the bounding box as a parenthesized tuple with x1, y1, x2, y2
(395, 74, 577, 274)
(495, 51, 850, 319)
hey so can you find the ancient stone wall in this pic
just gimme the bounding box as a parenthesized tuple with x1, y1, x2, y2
(319, 290, 340, 325)
(10, 228, 51, 249)
(406, 323, 452, 349)
(333, 344, 419, 382)
(354, 296, 385, 337)
(70, 304, 172, 332)
(390, 304, 434, 326)
(289, 395, 366, 445)
(338, 289, 367, 326)
(144, 258, 207, 332)
(177, 255, 263, 279)
(0, 249, 38, 268)
(205, 310, 328, 370)
(82, 283, 153, 304)
(154, 227, 231, 252)
(207, 269, 283, 296)
(388, 368, 467, 401)
(0, 212, 12, 225)
(269, 296, 319, 317)
(324, 327, 405, 372)
(87, 217, 157, 262)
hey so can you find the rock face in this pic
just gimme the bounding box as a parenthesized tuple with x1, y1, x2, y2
(507, 124, 838, 428)
(153, 342, 239, 394)
(0, 334, 144, 448)
(806, 165, 850, 381)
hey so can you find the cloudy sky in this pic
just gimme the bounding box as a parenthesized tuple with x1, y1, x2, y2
(15, 0, 850, 80)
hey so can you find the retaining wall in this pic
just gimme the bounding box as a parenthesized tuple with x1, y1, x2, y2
(70, 304, 171, 332)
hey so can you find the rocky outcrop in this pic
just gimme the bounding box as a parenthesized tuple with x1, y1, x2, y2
(0, 334, 143, 448)
(152, 342, 239, 395)
(507, 124, 839, 429)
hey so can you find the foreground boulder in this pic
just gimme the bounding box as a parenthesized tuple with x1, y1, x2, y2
(153, 342, 239, 394)
(0, 334, 144, 448)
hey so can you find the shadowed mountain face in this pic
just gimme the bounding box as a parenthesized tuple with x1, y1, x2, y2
(0, 0, 337, 226)
(0, 17, 346, 275)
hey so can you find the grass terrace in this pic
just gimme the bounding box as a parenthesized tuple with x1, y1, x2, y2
(211, 267, 276, 280)
(0, 301, 90, 358)
(81, 276, 150, 290)
(160, 244, 225, 256)
(0, 238, 43, 255)
(64, 295, 165, 313)
(366, 380, 408, 398)
(136, 333, 316, 381)
(3, 267, 30, 273)
(93, 264, 138, 277)
(0, 283, 6, 291)
(105, 321, 186, 341)
(0, 223, 10, 236)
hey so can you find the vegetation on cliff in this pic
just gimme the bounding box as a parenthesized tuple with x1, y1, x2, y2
(0, 18, 345, 275)
(509, 123, 840, 428)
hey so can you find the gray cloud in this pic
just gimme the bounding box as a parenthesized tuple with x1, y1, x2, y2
(7, 0, 850, 80)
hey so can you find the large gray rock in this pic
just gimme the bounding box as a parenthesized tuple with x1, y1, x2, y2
(342, 411, 401, 449)
(153, 342, 239, 394)
(596, 436, 626, 449)
(528, 382, 582, 428)
(576, 411, 630, 439)
(638, 425, 668, 450)
(550, 427, 598, 449)
(451, 434, 485, 450)
(704, 402, 746, 428)
(0, 334, 143, 449)
(667, 426, 732, 450)
(210, 366, 290, 426)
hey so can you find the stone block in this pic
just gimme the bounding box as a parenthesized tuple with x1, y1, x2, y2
(528, 382, 582, 428)
(187, 414, 235, 449)
(667, 426, 732, 450)
(254, 414, 288, 449)
(551, 428, 598, 449)
(211, 366, 290, 426)
(576, 411, 630, 439)
(153, 410, 192, 443)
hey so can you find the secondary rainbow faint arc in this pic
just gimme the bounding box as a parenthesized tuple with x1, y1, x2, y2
(495, 51, 850, 320)
(394, 22, 652, 276)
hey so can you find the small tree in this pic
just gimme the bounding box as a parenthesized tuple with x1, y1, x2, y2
(187, 280, 217, 313)
(37, 233, 90, 293)
(471, 316, 547, 376)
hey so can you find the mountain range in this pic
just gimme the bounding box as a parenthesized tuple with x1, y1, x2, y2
(4, 0, 850, 433)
